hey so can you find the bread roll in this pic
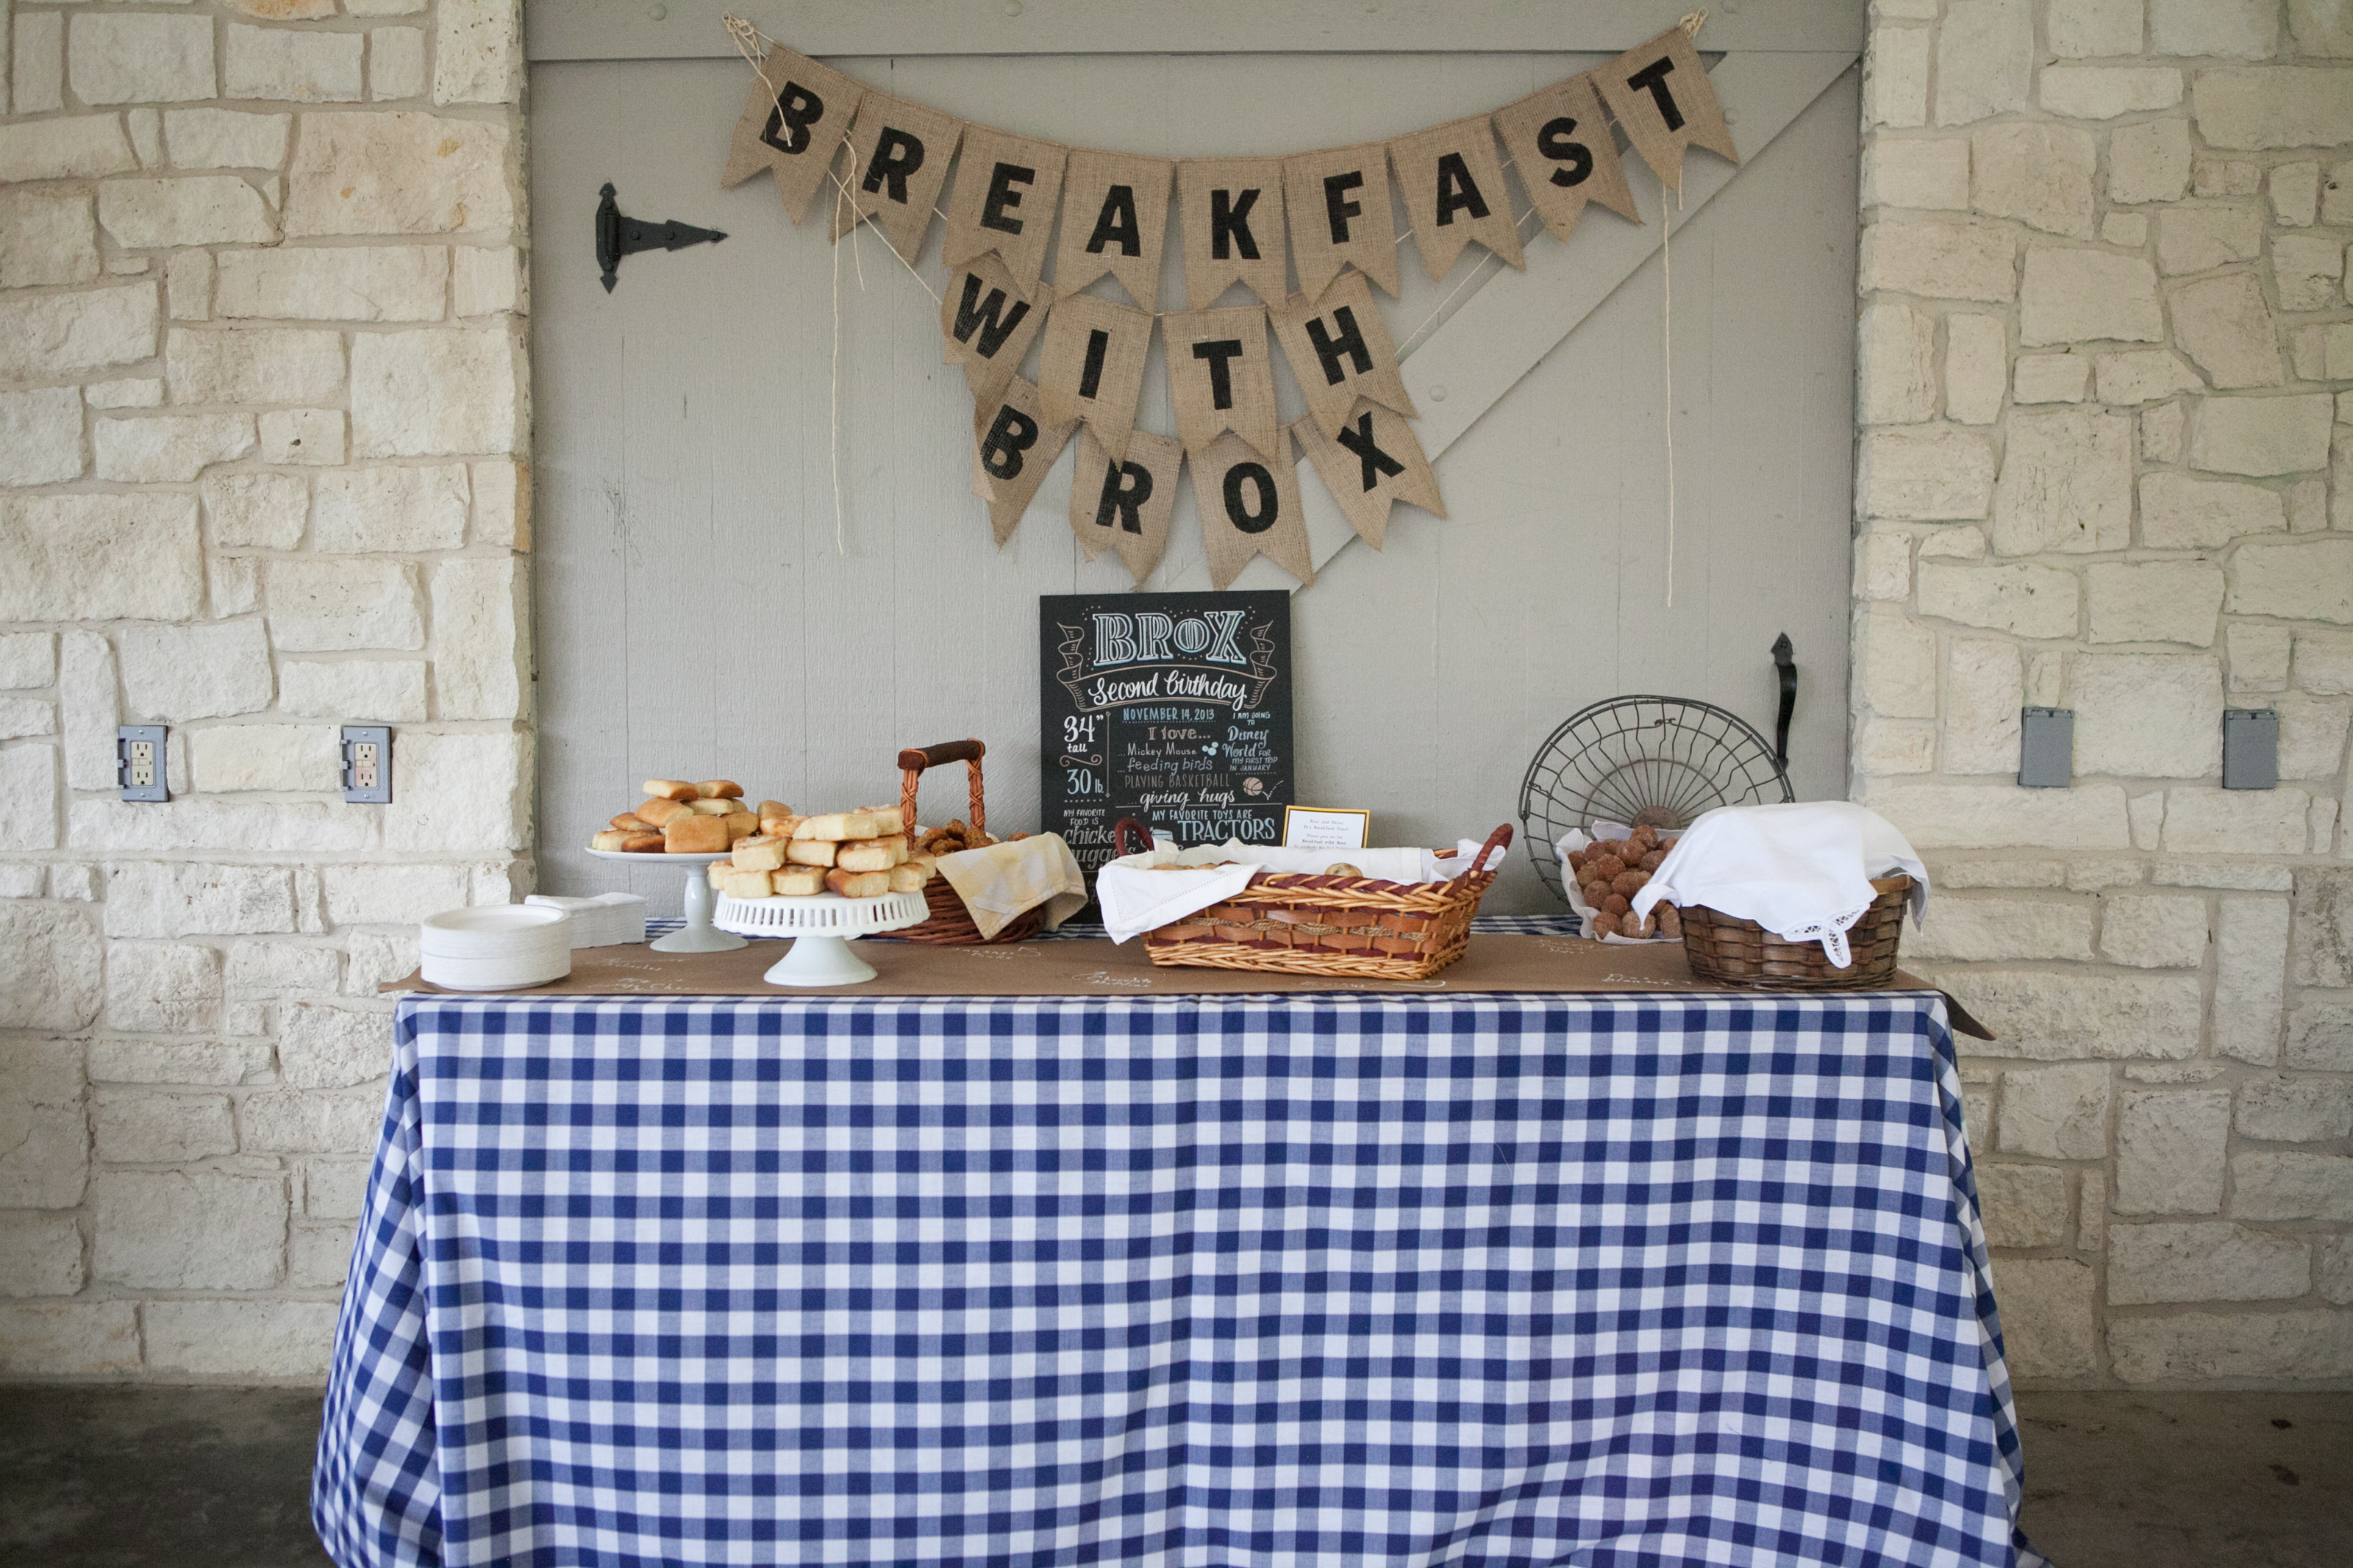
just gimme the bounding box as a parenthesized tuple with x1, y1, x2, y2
(1589, 910, 1618, 937)
(887, 862, 933, 892)
(621, 832, 665, 853)
(634, 798, 691, 828)
(860, 806, 907, 837)
(732, 836, 788, 872)
(771, 865, 826, 896)
(721, 812, 759, 842)
(714, 867, 774, 899)
(610, 812, 653, 831)
(685, 798, 735, 815)
(644, 779, 697, 801)
(835, 837, 907, 873)
(592, 829, 634, 851)
(664, 814, 729, 853)
(696, 780, 744, 800)
(760, 814, 803, 840)
(825, 868, 890, 898)
(757, 800, 793, 821)
(785, 838, 836, 867)
(793, 811, 879, 842)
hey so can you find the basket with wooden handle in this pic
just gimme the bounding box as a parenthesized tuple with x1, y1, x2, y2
(1677, 875, 1912, 989)
(884, 738, 1045, 946)
(1113, 818, 1513, 981)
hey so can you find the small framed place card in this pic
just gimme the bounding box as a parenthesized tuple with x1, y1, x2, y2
(1282, 806, 1370, 850)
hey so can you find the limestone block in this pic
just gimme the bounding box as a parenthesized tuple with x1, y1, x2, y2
(0, 699, 48, 740)
(471, 459, 530, 548)
(67, 13, 215, 104)
(384, 729, 532, 853)
(2141, 401, 2186, 463)
(265, 559, 424, 653)
(145, 1300, 339, 1380)
(2293, 868, 2352, 986)
(2116, 1089, 2231, 1213)
(0, 1212, 85, 1299)
(2192, 393, 2335, 475)
(97, 177, 274, 251)
(1859, 429, 1996, 519)
(1859, 303, 1938, 424)
(351, 327, 525, 457)
(91, 1089, 235, 1164)
(2275, 694, 2350, 778)
(2290, 322, 2353, 381)
(2039, 66, 2182, 120)
(431, 556, 529, 720)
(285, 112, 514, 237)
(1932, 639, 2017, 776)
(2173, 273, 2285, 395)
(1933, 315, 2002, 425)
(117, 620, 273, 724)
(313, 464, 469, 552)
(88, 1041, 271, 1087)
(1991, 1258, 2097, 1380)
(93, 413, 256, 484)
(2271, 233, 2346, 312)
(276, 659, 429, 723)
(0, 745, 56, 854)
(12, 11, 64, 115)
(224, 940, 340, 998)
(0, 188, 99, 290)
(0, 634, 54, 691)
(0, 284, 157, 382)
(69, 796, 379, 854)
(2101, 893, 2210, 969)
(0, 1305, 140, 1378)
(1871, 785, 2135, 857)
(371, 28, 429, 101)
(201, 472, 308, 551)
(0, 387, 86, 486)
(2152, 0, 2278, 58)
(2193, 68, 2353, 148)
(189, 724, 342, 792)
(224, 0, 341, 15)
(168, 327, 346, 407)
(1994, 409, 2134, 555)
(241, 1084, 385, 1153)
(343, 929, 423, 996)
(92, 1167, 284, 1290)
(2162, 787, 2314, 853)
(0, 494, 201, 623)
(2085, 562, 2226, 648)
(102, 862, 293, 943)
(1920, 562, 2079, 640)
(2071, 653, 2224, 776)
(2227, 623, 2293, 692)
(1921, 525, 1990, 559)
(2049, 0, 2143, 57)
(164, 109, 292, 172)
(2020, 248, 2164, 346)
(1907, 897, 2096, 962)
(0, 118, 137, 183)
(2213, 897, 2290, 1064)
(435, 0, 524, 104)
(101, 942, 221, 1034)
(1860, 220, 2016, 303)
(2290, 0, 2353, 54)
(166, 250, 214, 323)
(1935, 0, 2032, 125)
(2101, 212, 2149, 248)
(84, 379, 163, 412)
(320, 862, 469, 927)
(259, 409, 346, 465)
(212, 558, 262, 620)
(452, 245, 525, 317)
(305, 1159, 372, 1220)
(2295, 630, 2353, 693)
(1854, 717, 1936, 774)
(2229, 538, 2353, 623)
(2140, 473, 2286, 548)
(2326, 161, 2353, 224)
(0, 1037, 87, 1208)
(2327, 1239, 2353, 1306)
(290, 1220, 357, 1289)
(2011, 357, 2089, 405)
(349, 0, 431, 12)
(2156, 209, 2264, 281)
(281, 1001, 396, 1088)
(2111, 1221, 2310, 1306)
(1977, 1164, 2068, 1250)
(2287, 1003, 2353, 1069)
(2233, 1152, 2353, 1220)
(216, 246, 448, 323)
(1913, 967, 2202, 1060)
(54, 633, 118, 798)
(469, 859, 532, 907)
(1971, 123, 2096, 237)
(2115, 1309, 2353, 1381)
(2240, 1076, 2353, 1142)
(2108, 118, 2192, 205)
(1996, 1063, 2110, 1160)
(1854, 533, 1913, 604)
(225, 22, 364, 103)
(1856, 610, 1938, 720)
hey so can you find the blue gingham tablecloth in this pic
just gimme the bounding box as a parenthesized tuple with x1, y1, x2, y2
(314, 943, 2046, 1567)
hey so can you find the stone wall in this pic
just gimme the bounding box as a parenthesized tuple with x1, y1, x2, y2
(0, 1, 527, 1380)
(1856, 0, 2352, 1383)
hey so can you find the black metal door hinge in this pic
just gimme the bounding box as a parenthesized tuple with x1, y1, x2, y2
(1771, 632, 1796, 773)
(596, 182, 726, 292)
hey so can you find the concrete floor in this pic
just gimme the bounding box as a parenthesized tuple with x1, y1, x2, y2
(0, 1387, 2343, 1566)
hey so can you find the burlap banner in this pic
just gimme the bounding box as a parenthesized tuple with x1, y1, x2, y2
(1161, 307, 1281, 465)
(1037, 293, 1154, 465)
(941, 253, 1051, 407)
(1290, 399, 1445, 551)
(1388, 113, 1525, 284)
(939, 125, 1068, 290)
(1069, 426, 1182, 586)
(1053, 149, 1175, 311)
(720, 46, 865, 224)
(1177, 157, 1288, 307)
(831, 91, 963, 259)
(972, 376, 1075, 546)
(1594, 26, 1738, 195)
(1267, 271, 1414, 441)
(1492, 74, 1642, 245)
(1282, 142, 1401, 301)
(1192, 430, 1314, 591)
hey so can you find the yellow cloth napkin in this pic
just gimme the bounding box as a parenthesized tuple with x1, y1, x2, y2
(935, 833, 1089, 940)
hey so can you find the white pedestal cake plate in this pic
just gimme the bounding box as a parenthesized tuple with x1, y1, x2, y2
(585, 848, 744, 953)
(714, 890, 928, 986)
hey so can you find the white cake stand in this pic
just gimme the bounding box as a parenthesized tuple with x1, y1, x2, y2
(715, 889, 928, 986)
(585, 848, 744, 953)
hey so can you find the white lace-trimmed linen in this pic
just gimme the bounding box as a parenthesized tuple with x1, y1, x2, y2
(1630, 801, 1931, 969)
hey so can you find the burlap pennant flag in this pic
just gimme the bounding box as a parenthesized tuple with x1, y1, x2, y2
(1282, 143, 1400, 301)
(1267, 272, 1414, 441)
(939, 124, 1067, 291)
(721, 46, 865, 225)
(1037, 293, 1153, 465)
(1161, 307, 1280, 465)
(1492, 74, 1642, 244)
(1291, 400, 1444, 551)
(1053, 149, 1174, 311)
(971, 376, 1074, 546)
(1192, 430, 1313, 590)
(1069, 426, 1182, 586)
(1389, 115, 1525, 283)
(1593, 26, 1738, 195)
(1177, 157, 1288, 307)
(830, 91, 962, 261)
(940, 252, 1051, 407)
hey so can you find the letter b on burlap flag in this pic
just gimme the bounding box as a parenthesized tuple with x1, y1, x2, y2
(721, 46, 865, 224)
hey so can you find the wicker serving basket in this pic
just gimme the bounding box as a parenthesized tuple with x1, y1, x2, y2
(1679, 875, 1912, 990)
(880, 738, 1045, 946)
(1113, 819, 1513, 982)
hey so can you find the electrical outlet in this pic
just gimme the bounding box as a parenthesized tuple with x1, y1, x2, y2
(342, 725, 392, 803)
(118, 726, 168, 802)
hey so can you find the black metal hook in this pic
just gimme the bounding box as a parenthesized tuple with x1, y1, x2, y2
(1771, 632, 1796, 773)
(595, 182, 726, 293)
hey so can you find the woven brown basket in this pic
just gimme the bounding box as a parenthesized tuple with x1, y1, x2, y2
(1679, 876, 1912, 990)
(878, 739, 1044, 947)
(1115, 819, 1513, 982)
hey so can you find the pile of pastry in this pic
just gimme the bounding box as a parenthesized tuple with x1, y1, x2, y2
(591, 779, 778, 853)
(1567, 824, 1682, 939)
(916, 817, 1015, 856)
(711, 806, 939, 901)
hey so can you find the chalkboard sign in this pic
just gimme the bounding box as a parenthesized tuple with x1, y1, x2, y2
(1040, 590, 1293, 874)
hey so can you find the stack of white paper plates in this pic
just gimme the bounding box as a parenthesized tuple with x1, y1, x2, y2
(419, 905, 574, 991)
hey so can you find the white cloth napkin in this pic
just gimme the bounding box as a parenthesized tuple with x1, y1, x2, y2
(1629, 802, 1930, 969)
(935, 834, 1089, 940)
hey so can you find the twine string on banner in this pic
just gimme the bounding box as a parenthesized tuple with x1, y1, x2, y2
(1663, 10, 1704, 610)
